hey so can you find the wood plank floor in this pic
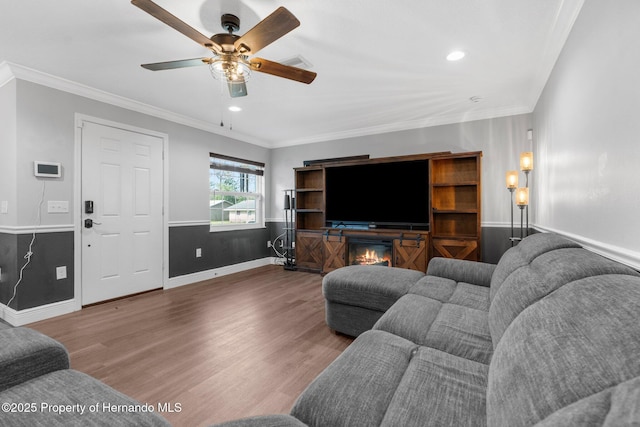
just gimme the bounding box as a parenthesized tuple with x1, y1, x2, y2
(29, 265, 353, 426)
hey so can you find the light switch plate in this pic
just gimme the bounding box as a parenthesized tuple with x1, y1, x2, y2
(48, 201, 69, 213)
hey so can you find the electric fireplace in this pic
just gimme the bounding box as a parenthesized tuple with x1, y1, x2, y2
(348, 238, 393, 267)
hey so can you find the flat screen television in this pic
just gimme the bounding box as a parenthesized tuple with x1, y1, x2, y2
(325, 160, 430, 230)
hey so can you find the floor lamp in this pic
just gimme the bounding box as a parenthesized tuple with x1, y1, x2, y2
(520, 151, 533, 235)
(506, 170, 518, 246)
(506, 151, 533, 246)
(515, 187, 529, 240)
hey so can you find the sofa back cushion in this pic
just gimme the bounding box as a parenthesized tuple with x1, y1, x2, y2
(533, 376, 640, 426)
(489, 233, 580, 302)
(487, 274, 640, 426)
(488, 234, 638, 347)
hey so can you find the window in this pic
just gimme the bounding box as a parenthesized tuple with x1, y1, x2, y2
(209, 153, 265, 231)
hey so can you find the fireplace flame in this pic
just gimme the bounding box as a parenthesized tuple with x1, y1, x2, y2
(355, 249, 391, 266)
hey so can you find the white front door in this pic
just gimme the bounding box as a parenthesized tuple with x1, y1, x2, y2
(81, 121, 164, 305)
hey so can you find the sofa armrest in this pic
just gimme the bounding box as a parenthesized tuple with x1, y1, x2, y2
(209, 414, 307, 427)
(426, 257, 496, 287)
(0, 327, 69, 392)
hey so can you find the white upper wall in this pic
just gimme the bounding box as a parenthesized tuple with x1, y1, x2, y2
(9, 79, 269, 227)
(533, 0, 640, 266)
(269, 114, 533, 224)
(0, 80, 17, 226)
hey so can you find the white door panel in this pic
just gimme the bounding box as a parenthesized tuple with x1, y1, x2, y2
(81, 122, 163, 305)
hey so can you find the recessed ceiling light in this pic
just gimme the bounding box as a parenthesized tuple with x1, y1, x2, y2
(446, 51, 465, 61)
(228, 106, 242, 112)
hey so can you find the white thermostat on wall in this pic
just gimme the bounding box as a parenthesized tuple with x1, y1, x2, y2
(34, 161, 62, 178)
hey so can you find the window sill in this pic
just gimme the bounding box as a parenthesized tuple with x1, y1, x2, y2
(209, 223, 266, 233)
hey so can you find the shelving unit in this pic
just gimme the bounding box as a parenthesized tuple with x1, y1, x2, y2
(293, 151, 482, 272)
(294, 167, 325, 271)
(430, 152, 482, 261)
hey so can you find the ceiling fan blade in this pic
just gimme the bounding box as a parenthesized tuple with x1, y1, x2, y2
(234, 7, 300, 55)
(250, 58, 317, 84)
(131, 0, 221, 52)
(228, 78, 248, 98)
(141, 58, 211, 71)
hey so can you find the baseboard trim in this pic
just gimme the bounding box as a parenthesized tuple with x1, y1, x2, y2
(0, 299, 77, 326)
(533, 225, 640, 271)
(166, 257, 276, 289)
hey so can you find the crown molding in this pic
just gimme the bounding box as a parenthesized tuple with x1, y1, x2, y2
(273, 105, 532, 148)
(0, 61, 270, 148)
(528, 0, 585, 110)
(0, 61, 16, 88)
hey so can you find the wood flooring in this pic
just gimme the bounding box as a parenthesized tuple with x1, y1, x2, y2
(28, 265, 354, 426)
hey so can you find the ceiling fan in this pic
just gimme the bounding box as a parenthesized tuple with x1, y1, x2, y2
(131, 0, 317, 97)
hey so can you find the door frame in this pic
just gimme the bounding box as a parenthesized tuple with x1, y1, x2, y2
(74, 114, 169, 310)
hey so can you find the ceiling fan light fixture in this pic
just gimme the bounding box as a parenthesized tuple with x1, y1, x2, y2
(209, 56, 252, 83)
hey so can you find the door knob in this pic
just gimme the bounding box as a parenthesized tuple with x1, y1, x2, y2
(84, 219, 102, 228)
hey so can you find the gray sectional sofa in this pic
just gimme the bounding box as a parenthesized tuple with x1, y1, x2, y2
(212, 232, 640, 426)
(0, 322, 170, 426)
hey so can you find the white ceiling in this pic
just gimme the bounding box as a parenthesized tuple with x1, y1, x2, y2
(0, 0, 584, 148)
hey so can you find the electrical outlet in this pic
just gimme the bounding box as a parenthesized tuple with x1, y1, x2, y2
(267, 240, 272, 248)
(0, 201, 8, 214)
(56, 266, 67, 280)
(195, 248, 202, 258)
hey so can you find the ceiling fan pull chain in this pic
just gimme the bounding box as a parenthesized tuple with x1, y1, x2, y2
(219, 77, 225, 127)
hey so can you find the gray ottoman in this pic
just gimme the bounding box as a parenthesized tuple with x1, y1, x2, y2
(322, 265, 425, 337)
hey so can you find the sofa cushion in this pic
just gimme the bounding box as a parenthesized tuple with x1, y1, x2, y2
(380, 346, 488, 427)
(426, 257, 496, 288)
(410, 277, 491, 312)
(489, 246, 640, 347)
(487, 274, 640, 427)
(372, 295, 442, 344)
(409, 275, 457, 301)
(489, 233, 580, 302)
(322, 265, 424, 312)
(291, 330, 416, 427)
(210, 414, 309, 427)
(0, 321, 12, 330)
(292, 329, 489, 427)
(374, 294, 492, 364)
(0, 369, 170, 426)
(533, 376, 640, 426)
(0, 327, 69, 392)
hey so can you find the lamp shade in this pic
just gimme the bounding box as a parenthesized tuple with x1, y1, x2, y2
(520, 152, 534, 172)
(516, 187, 529, 206)
(506, 170, 518, 189)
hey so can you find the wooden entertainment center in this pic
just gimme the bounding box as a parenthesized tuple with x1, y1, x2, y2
(294, 151, 482, 273)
